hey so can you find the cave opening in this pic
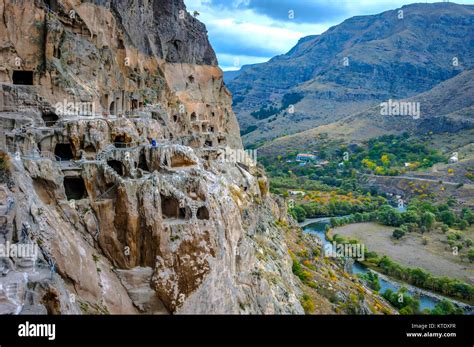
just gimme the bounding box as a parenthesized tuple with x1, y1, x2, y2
(45, 0, 59, 12)
(197, 206, 210, 220)
(160, 195, 185, 220)
(138, 153, 149, 171)
(205, 140, 213, 147)
(113, 135, 127, 148)
(54, 143, 74, 161)
(12, 71, 34, 85)
(107, 160, 124, 176)
(190, 112, 197, 122)
(64, 177, 87, 200)
(109, 101, 115, 115)
(42, 111, 59, 126)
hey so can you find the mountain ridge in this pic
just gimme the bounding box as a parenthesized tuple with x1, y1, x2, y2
(226, 2, 474, 146)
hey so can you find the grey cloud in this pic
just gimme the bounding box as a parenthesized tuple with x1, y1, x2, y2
(210, 0, 348, 23)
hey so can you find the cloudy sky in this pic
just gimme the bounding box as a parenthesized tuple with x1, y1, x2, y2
(183, 0, 474, 70)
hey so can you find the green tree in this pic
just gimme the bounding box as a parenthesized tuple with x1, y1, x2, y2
(468, 250, 474, 263)
(420, 212, 436, 231)
(431, 300, 463, 315)
(290, 206, 307, 223)
(439, 210, 456, 227)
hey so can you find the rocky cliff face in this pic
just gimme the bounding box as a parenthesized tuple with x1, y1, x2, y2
(0, 0, 303, 314)
(0, 0, 395, 316)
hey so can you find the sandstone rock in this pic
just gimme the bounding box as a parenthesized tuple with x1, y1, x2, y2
(0, 0, 304, 314)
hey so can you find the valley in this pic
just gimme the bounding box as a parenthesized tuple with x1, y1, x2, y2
(330, 222, 473, 283)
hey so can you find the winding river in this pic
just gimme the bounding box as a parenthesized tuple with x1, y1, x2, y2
(301, 218, 472, 313)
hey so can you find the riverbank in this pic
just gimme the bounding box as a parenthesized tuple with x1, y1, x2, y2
(300, 219, 474, 313)
(330, 222, 473, 283)
(299, 217, 331, 228)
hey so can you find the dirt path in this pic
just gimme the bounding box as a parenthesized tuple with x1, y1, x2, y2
(332, 222, 474, 283)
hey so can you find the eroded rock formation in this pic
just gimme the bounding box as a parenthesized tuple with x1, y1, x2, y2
(0, 0, 303, 314)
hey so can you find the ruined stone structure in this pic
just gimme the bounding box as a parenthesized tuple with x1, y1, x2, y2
(0, 0, 304, 314)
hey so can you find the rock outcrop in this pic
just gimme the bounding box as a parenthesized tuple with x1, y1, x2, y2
(0, 0, 303, 314)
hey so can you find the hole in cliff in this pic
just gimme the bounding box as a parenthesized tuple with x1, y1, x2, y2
(205, 140, 213, 147)
(12, 71, 34, 85)
(45, 0, 59, 12)
(83, 145, 96, 159)
(209, 126, 215, 133)
(190, 112, 197, 122)
(64, 177, 87, 200)
(109, 101, 115, 115)
(107, 160, 124, 176)
(138, 153, 149, 171)
(118, 38, 125, 50)
(188, 75, 194, 83)
(170, 154, 195, 168)
(54, 46, 61, 59)
(218, 137, 225, 145)
(42, 111, 59, 126)
(54, 143, 74, 161)
(197, 206, 210, 220)
(173, 115, 178, 122)
(113, 135, 127, 148)
(160, 195, 185, 220)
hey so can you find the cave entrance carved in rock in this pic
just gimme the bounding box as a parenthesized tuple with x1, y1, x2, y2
(54, 143, 74, 161)
(12, 71, 34, 85)
(113, 135, 128, 149)
(109, 101, 115, 115)
(197, 206, 210, 220)
(138, 153, 149, 171)
(161, 195, 186, 220)
(107, 160, 124, 176)
(42, 112, 59, 126)
(64, 177, 87, 200)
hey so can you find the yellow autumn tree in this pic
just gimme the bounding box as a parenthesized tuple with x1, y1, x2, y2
(362, 158, 376, 170)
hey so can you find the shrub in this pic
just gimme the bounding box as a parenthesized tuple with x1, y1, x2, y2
(300, 294, 315, 314)
(393, 228, 406, 239)
(468, 250, 474, 263)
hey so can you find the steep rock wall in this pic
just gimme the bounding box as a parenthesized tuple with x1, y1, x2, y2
(0, 0, 303, 314)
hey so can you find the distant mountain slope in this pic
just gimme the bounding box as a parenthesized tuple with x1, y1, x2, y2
(223, 69, 241, 84)
(227, 3, 474, 145)
(258, 69, 474, 156)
